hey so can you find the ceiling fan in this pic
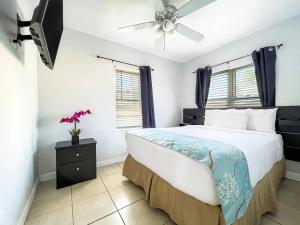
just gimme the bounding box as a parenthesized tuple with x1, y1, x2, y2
(118, 0, 216, 50)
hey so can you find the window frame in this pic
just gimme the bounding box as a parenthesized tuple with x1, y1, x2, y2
(115, 69, 143, 129)
(206, 64, 261, 108)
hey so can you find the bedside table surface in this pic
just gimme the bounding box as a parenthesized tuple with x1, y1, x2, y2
(55, 138, 97, 150)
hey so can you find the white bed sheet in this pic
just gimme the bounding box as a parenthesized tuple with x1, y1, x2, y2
(126, 125, 284, 206)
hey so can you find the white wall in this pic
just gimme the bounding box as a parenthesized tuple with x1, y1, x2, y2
(37, 28, 182, 175)
(0, 1, 38, 224)
(179, 15, 300, 176)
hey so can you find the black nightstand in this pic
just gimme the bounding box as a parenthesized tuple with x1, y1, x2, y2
(179, 123, 193, 126)
(55, 138, 97, 189)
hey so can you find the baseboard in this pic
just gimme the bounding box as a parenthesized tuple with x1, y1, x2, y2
(39, 155, 127, 182)
(285, 171, 300, 182)
(39, 172, 56, 182)
(96, 155, 127, 167)
(17, 179, 39, 225)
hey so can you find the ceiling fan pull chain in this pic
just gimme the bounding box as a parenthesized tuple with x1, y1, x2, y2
(163, 32, 166, 51)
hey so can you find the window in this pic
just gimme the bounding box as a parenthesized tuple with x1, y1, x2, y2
(207, 65, 261, 108)
(116, 70, 142, 128)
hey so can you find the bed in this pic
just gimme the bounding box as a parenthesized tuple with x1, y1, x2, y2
(126, 125, 283, 206)
(122, 107, 297, 225)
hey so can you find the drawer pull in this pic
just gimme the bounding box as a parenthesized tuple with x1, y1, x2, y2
(76, 153, 80, 157)
(76, 168, 80, 171)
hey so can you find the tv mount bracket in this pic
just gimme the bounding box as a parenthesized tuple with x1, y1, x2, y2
(11, 14, 33, 47)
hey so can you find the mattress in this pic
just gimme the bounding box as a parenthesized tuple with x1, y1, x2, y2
(126, 125, 284, 206)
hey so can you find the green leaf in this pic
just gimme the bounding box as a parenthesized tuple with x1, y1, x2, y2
(68, 128, 80, 137)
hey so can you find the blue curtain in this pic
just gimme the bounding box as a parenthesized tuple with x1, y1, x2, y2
(195, 67, 212, 109)
(140, 66, 156, 128)
(252, 47, 277, 107)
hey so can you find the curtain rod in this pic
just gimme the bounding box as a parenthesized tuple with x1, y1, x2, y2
(192, 43, 283, 74)
(96, 55, 154, 71)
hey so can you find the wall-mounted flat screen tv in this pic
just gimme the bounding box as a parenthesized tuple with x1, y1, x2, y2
(30, 0, 63, 69)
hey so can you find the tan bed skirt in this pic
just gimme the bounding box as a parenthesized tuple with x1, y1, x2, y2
(123, 154, 285, 225)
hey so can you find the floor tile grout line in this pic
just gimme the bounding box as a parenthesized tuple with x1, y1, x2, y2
(100, 165, 183, 225)
(117, 197, 145, 211)
(99, 171, 123, 178)
(161, 214, 172, 224)
(87, 210, 118, 225)
(97, 165, 123, 178)
(98, 165, 167, 224)
(26, 204, 71, 221)
(163, 220, 173, 225)
(279, 185, 300, 196)
(98, 167, 126, 225)
(72, 190, 108, 204)
(101, 177, 125, 225)
(71, 186, 75, 225)
(264, 214, 283, 225)
(26, 184, 72, 221)
(71, 175, 107, 203)
(72, 169, 119, 225)
(276, 198, 300, 211)
(97, 165, 146, 210)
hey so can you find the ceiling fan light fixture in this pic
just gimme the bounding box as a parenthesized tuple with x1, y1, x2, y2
(162, 19, 174, 32)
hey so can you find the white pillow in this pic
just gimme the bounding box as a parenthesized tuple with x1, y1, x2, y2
(204, 109, 249, 130)
(248, 108, 278, 133)
(204, 109, 215, 126)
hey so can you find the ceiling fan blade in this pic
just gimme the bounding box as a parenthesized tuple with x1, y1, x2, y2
(176, 0, 216, 18)
(154, 32, 166, 51)
(174, 23, 204, 42)
(118, 21, 156, 32)
(148, 0, 165, 12)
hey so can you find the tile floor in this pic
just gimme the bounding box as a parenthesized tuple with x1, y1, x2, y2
(25, 162, 300, 225)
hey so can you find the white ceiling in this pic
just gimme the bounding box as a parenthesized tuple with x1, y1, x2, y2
(64, 0, 300, 63)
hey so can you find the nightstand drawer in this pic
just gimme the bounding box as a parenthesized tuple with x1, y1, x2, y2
(284, 146, 300, 162)
(278, 120, 300, 133)
(56, 145, 95, 165)
(281, 133, 300, 148)
(56, 158, 96, 188)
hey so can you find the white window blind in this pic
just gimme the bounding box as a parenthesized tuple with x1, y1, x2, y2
(207, 65, 261, 108)
(207, 71, 230, 108)
(234, 65, 260, 107)
(116, 70, 142, 129)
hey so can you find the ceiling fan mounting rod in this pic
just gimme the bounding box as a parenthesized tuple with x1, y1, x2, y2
(155, 5, 177, 25)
